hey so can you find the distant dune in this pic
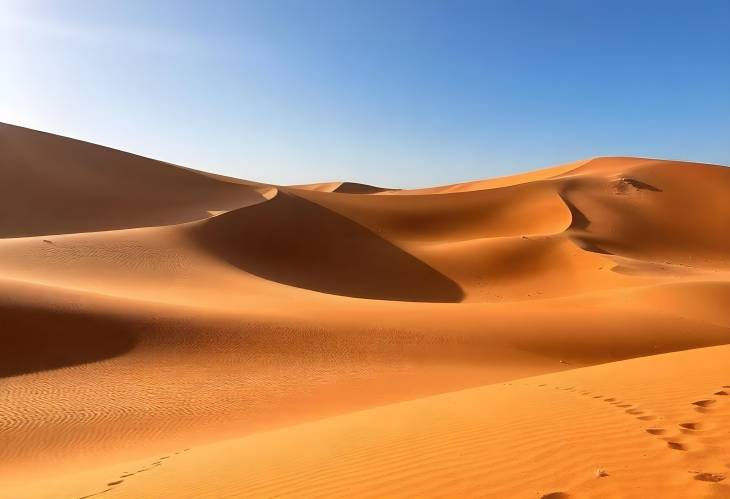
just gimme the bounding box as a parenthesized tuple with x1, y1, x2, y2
(1, 122, 729, 498)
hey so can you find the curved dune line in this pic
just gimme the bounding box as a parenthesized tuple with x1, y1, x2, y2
(0, 123, 270, 238)
(290, 181, 396, 194)
(188, 190, 464, 302)
(1, 125, 730, 498)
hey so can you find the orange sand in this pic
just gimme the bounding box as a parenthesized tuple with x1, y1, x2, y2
(1, 122, 728, 498)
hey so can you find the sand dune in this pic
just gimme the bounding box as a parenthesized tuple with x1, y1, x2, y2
(1, 122, 729, 498)
(19, 345, 728, 499)
(291, 181, 396, 194)
(0, 123, 271, 238)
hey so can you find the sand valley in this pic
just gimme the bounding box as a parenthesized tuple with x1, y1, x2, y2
(1, 123, 729, 498)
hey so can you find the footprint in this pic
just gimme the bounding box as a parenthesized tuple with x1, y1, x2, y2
(692, 400, 716, 407)
(617, 404, 632, 408)
(694, 472, 726, 482)
(78, 489, 111, 499)
(646, 428, 665, 435)
(637, 415, 656, 421)
(604, 398, 616, 402)
(626, 409, 643, 415)
(679, 422, 701, 430)
(89, 449, 185, 498)
(714, 391, 728, 396)
(667, 441, 686, 451)
(541, 493, 570, 499)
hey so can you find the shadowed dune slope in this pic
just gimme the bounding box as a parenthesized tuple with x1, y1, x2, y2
(0, 279, 138, 377)
(190, 191, 464, 302)
(333, 182, 395, 194)
(0, 123, 269, 237)
(292, 180, 572, 242)
(290, 181, 395, 194)
(558, 157, 730, 267)
(1, 126, 730, 499)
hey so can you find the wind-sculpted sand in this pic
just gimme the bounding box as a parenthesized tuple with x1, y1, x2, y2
(1, 122, 728, 498)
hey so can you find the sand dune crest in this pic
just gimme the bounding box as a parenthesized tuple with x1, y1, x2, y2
(1, 125, 729, 498)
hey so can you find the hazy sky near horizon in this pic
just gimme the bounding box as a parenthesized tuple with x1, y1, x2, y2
(2, 1, 729, 187)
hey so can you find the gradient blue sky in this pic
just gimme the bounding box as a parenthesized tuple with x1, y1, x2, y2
(2, 1, 729, 187)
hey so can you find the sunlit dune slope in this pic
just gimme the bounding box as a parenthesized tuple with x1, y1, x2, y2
(1, 124, 729, 499)
(13, 345, 730, 499)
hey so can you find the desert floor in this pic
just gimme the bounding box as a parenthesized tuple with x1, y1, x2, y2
(1, 122, 729, 498)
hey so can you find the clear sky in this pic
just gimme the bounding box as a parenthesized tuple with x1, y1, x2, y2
(2, 1, 729, 187)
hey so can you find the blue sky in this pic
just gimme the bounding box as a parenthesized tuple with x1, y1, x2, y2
(2, 1, 728, 187)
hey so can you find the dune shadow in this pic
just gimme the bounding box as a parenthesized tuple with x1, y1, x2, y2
(0, 123, 268, 238)
(191, 192, 464, 302)
(558, 189, 612, 255)
(333, 182, 395, 194)
(0, 302, 137, 377)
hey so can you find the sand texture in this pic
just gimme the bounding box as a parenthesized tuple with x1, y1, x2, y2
(1, 123, 729, 498)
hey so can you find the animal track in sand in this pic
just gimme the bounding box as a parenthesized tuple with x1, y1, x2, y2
(78, 489, 112, 499)
(536, 384, 658, 425)
(547, 384, 714, 456)
(691, 399, 716, 413)
(536, 384, 667, 445)
(77, 448, 190, 499)
(693, 472, 726, 482)
(679, 422, 702, 431)
(643, 427, 691, 451)
(532, 382, 730, 494)
(679, 422, 700, 430)
(667, 441, 687, 451)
